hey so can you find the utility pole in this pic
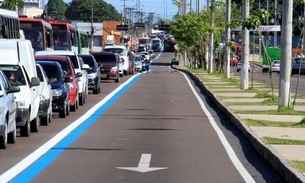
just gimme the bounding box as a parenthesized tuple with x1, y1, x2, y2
(278, 0, 293, 108)
(241, 0, 250, 90)
(224, 0, 231, 78)
(196, 0, 199, 14)
(274, 0, 277, 47)
(91, 0, 94, 52)
(208, 0, 214, 73)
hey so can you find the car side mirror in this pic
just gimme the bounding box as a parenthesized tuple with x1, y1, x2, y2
(30, 77, 40, 87)
(7, 85, 20, 94)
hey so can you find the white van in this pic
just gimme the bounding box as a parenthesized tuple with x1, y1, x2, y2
(0, 39, 41, 137)
(103, 45, 131, 75)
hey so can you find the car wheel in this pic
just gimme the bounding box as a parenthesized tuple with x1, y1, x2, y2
(115, 76, 119, 83)
(0, 119, 8, 149)
(20, 113, 30, 137)
(66, 103, 70, 116)
(8, 127, 16, 144)
(79, 93, 84, 106)
(59, 102, 67, 118)
(93, 87, 98, 94)
(30, 114, 39, 133)
(40, 114, 49, 126)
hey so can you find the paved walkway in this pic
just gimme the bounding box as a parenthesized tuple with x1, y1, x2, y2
(187, 71, 305, 182)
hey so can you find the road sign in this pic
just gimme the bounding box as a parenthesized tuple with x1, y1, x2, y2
(134, 23, 145, 28)
(232, 25, 281, 32)
(116, 154, 168, 173)
(159, 24, 170, 31)
(116, 25, 128, 31)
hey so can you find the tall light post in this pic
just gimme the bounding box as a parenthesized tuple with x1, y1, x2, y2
(91, 0, 94, 52)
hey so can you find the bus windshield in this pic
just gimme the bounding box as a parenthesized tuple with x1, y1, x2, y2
(53, 31, 68, 50)
(20, 22, 44, 52)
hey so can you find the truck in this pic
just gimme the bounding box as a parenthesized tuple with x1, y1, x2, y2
(262, 47, 281, 73)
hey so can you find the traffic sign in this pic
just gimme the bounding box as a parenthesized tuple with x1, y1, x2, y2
(158, 24, 170, 31)
(116, 25, 128, 31)
(134, 23, 145, 28)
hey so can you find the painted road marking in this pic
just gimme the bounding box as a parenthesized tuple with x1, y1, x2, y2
(116, 154, 168, 173)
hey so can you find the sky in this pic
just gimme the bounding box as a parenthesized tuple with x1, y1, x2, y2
(63, 0, 208, 20)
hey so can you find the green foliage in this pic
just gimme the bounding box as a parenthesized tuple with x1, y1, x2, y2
(47, 0, 67, 20)
(65, 0, 121, 22)
(0, 0, 24, 11)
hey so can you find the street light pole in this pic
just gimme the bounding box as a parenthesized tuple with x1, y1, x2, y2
(91, 0, 94, 52)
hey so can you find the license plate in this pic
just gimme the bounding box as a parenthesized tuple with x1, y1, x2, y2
(101, 74, 107, 78)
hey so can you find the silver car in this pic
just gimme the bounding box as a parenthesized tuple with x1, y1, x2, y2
(0, 69, 20, 149)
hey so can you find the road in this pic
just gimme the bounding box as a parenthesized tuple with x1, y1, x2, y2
(0, 53, 283, 183)
(232, 63, 305, 96)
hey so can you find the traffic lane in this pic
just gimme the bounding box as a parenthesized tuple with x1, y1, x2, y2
(0, 73, 132, 176)
(187, 71, 283, 182)
(30, 67, 246, 182)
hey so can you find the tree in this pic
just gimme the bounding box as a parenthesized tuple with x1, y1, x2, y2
(0, 0, 24, 11)
(47, 0, 67, 20)
(65, 0, 121, 22)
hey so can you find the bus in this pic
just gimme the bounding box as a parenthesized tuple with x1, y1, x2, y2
(0, 8, 20, 39)
(48, 20, 78, 53)
(76, 28, 89, 54)
(19, 16, 54, 52)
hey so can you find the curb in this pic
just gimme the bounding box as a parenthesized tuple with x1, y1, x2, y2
(178, 68, 305, 183)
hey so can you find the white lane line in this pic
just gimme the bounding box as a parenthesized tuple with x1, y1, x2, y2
(182, 72, 256, 183)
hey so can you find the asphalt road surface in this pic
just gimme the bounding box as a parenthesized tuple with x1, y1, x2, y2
(0, 52, 283, 183)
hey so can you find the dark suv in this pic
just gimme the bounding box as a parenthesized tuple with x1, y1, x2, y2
(91, 52, 120, 83)
(35, 61, 71, 118)
(78, 54, 101, 94)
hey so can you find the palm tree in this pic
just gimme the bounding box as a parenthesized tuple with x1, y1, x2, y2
(0, 0, 24, 11)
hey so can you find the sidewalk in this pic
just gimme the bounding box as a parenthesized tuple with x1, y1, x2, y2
(179, 69, 305, 183)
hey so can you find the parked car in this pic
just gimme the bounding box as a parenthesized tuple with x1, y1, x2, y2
(230, 55, 239, 66)
(236, 61, 251, 72)
(35, 61, 70, 118)
(91, 52, 120, 83)
(147, 50, 155, 59)
(134, 55, 143, 72)
(36, 64, 52, 125)
(35, 50, 89, 106)
(270, 60, 280, 73)
(103, 45, 132, 75)
(78, 54, 101, 94)
(138, 46, 146, 52)
(0, 69, 20, 149)
(35, 55, 81, 110)
(291, 57, 305, 76)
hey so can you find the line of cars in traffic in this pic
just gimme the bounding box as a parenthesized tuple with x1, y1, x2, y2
(0, 39, 156, 149)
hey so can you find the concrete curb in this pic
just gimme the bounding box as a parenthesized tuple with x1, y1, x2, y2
(178, 68, 305, 183)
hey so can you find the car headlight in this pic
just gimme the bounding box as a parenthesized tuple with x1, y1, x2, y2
(16, 100, 26, 108)
(111, 66, 118, 72)
(88, 73, 97, 79)
(52, 89, 64, 97)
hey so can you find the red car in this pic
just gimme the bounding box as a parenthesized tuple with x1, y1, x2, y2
(230, 55, 239, 66)
(35, 55, 81, 111)
(91, 52, 120, 83)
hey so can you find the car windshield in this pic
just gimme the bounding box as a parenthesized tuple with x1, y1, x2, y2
(103, 48, 126, 56)
(93, 54, 116, 63)
(81, 57, 97, 72)
(0, 65, 26, 86)
(40, 64, 61, 82)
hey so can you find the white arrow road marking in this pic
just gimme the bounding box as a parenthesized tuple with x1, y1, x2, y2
(116, 154, 168, 173)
